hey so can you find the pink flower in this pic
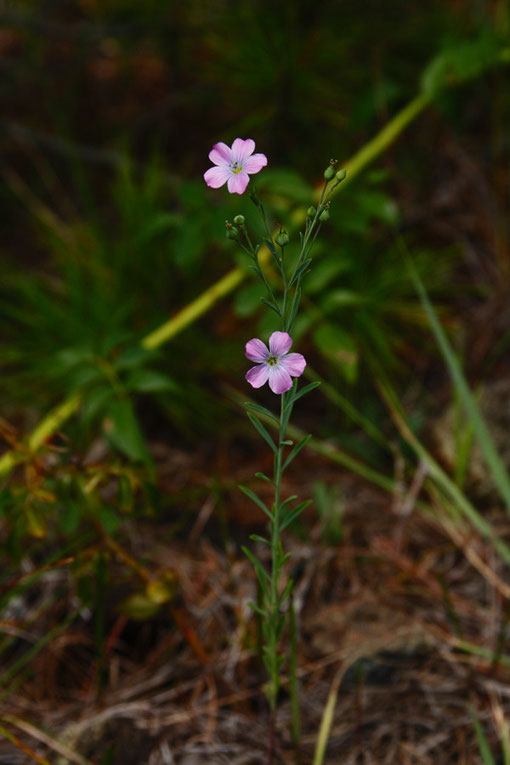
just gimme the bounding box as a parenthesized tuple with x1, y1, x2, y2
(245, 331, 306, 394)
(204, 138, 268, 195)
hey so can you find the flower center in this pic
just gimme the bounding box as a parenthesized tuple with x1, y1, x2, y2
(229, 160, 243, 174)
(267, 355, 278, 366)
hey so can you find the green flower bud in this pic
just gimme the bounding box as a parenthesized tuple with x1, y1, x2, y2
(319, 207, 330, 222)
(275, 230, 289, 247)
(335, 168, 347, 183)
(233, 214, 245, 226)
(324, 164, 336, 180)
(226, 225, 239, 240)
(307, 206, 316, 218)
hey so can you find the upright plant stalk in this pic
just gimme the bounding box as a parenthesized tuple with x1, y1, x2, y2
(236, 164, 346, 728)
(264, 388, 300, 709)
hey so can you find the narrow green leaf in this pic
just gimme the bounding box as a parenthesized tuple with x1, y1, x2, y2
(261, 297, 281, 316)
(287, 286, 302, 333)
(250, 534, 270, 545)
(280, 495, 298, 513)
(264, 238, 277, 256)
(247, 600, 266, 617)
(290, 258, 312, 288)
(281, 500, 312, 531)
(279, 577, 294, 606)
(107, 398, 150, 463)
(275, 616, 287, 640)
(247, 413, 277, 453)
(245, 401, 279, 423)
(283, 434, 312, 471)
(470, 706, 497, 765)
(291, 381, 321, 408)
(242, 546, 270, 598)
(255, 472, 274, 485)
(239, 485, 274, 521)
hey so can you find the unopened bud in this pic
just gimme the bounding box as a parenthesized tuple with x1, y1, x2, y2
(233, 214, 245, 226)
(225, 222, 239, 240)
(324, 161, 337, 180)
(275, 230, 289, 247)
(335, 168, 347, 183)
(307, 206, 316, 218)
(319, 204, 330, 222)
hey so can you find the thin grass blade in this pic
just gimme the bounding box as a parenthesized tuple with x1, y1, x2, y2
(409, 258, 510, 514)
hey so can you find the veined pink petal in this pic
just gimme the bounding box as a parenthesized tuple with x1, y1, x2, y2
(227, 171, 250, 194)
(243, 153, 268, 174)
(245, 338, 269, 362)
(209, 142, 232, 166)
(204, 166, 230, 188)
(279, 352, 306, 378)
(268, 365, 293, 394)
(232, 138, 255, 163)
(246, 363, 270, 389)
(269, 331, 293, 357)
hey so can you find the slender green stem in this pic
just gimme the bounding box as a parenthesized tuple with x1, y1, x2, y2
(266, 392, 285, 708)
(280, 253, 288, 330)
(255, 251, 280, 312)
(260, 202, 275, 246)
(243, 226, 256, 253)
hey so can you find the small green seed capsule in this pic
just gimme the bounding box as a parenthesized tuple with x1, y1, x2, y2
(324, 164, 336, 180)
(335, 168, 347, 182)
(226, 226, 239, 240)
(319, 208, 330, 222)
(275, 230, 289, 247)
(307, 206, 316, 218)
(233, 214, 245, 225)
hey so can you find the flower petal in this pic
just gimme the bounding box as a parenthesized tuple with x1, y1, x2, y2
(279, 352, 306, 378)
(231, 137, 255, 163)
(204, 166, 230, 188)
(246, 363, 270, 389)
(268, 365, 293, 394)
(245, 338, 269, 362)
(209, 142, 232, 166)
(227, 171, 250, 194)
(243, 153, 268, 175)
(269, 331, 293, 357)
